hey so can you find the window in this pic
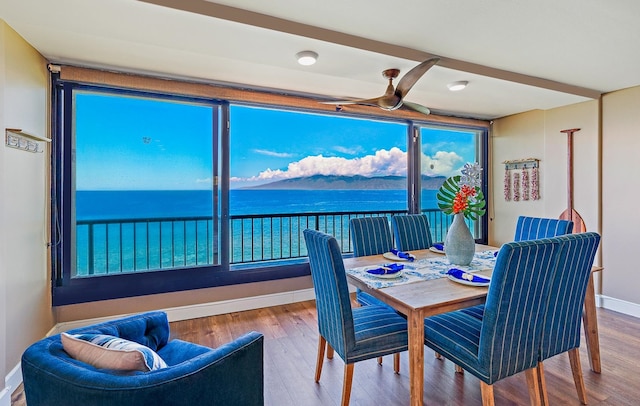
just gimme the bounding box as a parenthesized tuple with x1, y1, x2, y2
(73, 91, 219, 276)
(228, 105, 408, 262)
(417, 125, 488, 242)
(51, 71, 489, 305)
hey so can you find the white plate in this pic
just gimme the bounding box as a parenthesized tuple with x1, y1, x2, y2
(446, 273, 491, 287)
(429, 247, 445, 254)
(364, 266, 403, 279)
(383, 252, 414, 261)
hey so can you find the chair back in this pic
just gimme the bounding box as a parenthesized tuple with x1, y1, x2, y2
(349, 217, 393, 257)
(391, 214, 433, 251)
(540, 232, 600, 360)
(303, 229, 356, 358)
(478, 237, 563, 383)
(514, 216, 573, 241)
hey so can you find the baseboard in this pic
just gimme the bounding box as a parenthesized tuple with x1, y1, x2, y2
(163, 288, 317, 322)
(598, 294, 640, 318)
(53, 287, 317, 333)
(0, 362, 22, 406)
(0, 387, 10, 406)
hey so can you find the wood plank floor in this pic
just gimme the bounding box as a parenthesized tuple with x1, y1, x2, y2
(12, 302, 640, 405)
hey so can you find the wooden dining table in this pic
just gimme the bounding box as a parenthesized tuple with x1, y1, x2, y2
(344, 245, 603, 406)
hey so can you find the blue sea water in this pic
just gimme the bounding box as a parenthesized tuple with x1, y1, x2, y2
(74, 189, 441, 275)
(76, 189, 440, 220)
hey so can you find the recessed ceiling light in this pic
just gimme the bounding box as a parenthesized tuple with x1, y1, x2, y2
(447, 81, 469, 91)
(296, 51, 318, 66)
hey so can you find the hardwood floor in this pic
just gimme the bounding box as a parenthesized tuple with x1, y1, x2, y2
(12, 302, 640, 405)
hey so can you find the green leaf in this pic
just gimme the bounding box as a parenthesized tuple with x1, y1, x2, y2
(436, 175, 486, 221)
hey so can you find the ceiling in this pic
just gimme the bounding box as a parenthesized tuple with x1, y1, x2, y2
(2, 0, 639, 120)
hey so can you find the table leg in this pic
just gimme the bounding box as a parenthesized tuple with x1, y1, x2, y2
(582, 274, 601, 373)
(408, 311, 425, 406)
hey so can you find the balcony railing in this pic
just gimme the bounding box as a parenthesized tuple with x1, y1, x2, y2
(75, 209, 468, 276)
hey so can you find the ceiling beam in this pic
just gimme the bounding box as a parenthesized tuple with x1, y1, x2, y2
(139, 0, 602, 100)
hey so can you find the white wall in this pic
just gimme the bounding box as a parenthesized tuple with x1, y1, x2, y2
(602, 86, 640, 310)
(490, 101, 600, 246)
(0, 20, 53, 402)
(491, 94, 640, 317)
(0, 20, 7, 406)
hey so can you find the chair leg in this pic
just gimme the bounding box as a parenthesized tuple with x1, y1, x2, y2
(315, 336, 326, 382)
(377, 356, 383, 365)
(480, 381, 495, 406)
(524, 366, 543, 406)
(435, 351, 443, 360)
(455, 364, 464, 374)
(327, 344, 334, 360)
(536, 362, 550, 406)
(394, 353, 400, 374)
(568, 348, 588, 404)
(341, 363, 355, 406)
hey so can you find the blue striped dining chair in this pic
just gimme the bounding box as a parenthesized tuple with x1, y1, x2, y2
(514, 216, 573, 241)
(460, 215, 574, 323)
(391, 214, 434, 252)
(423, 237, 564, 405)
(349, 217, 395, 306)
(349, 217, 394, 257)
(536, 232, 600, 405)
(303, 229, 409, 406)
(349, 217, 394, 307)
(349, 216, 404, 370)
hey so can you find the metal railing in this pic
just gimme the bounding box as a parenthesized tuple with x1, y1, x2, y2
(75, 208, 463, 276)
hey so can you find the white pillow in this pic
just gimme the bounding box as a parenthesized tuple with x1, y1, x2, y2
(61, 332, 168, 371)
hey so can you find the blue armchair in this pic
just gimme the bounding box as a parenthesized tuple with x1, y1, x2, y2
(21, 311, 264, 406)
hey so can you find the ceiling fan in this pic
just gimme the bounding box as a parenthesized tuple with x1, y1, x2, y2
(323, 57, 440, 115)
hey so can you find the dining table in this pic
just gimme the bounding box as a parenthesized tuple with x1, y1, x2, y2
(344, 244, 603, 406)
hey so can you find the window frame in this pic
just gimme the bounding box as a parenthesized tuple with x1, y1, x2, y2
(50, 68, 489, 306)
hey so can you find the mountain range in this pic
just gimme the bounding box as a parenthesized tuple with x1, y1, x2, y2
(245, 175, 447, 190)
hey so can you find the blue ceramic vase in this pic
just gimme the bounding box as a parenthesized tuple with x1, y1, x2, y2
(444, 213, 475, 266)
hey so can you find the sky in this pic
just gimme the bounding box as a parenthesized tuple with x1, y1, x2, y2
(74, 93, 478, 190)
(229, 105, 478, 188)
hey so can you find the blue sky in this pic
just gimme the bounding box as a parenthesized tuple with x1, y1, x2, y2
(75, 93, 477, 190)
(229, 105, 477, 188)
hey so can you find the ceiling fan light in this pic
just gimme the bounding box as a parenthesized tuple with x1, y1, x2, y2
(296, 50, 318, 66)
(447, 81, 468, 91)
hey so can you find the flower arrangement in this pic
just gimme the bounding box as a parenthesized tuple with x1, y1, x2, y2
(436, 162, 486, 220)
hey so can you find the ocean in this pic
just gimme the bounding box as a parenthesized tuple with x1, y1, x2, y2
(74, 189, 442, 275)
(76, 189, 440, 220)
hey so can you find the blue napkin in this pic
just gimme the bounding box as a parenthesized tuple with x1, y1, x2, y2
(391, 249, 415, 261)
(447, 268, 491, 284)
(432, 243, 444, 251)
(367, 263, 404, 275)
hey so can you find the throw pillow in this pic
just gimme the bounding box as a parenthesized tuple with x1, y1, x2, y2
(61, 332, 168, 371)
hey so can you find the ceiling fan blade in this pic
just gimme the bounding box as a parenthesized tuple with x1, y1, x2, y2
(321, 96, 384, 108)
(400, 101, 431, 115)
(395, 57, 440, 99)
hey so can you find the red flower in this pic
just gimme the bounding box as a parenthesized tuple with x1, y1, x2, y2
(452, 191, 469, 213)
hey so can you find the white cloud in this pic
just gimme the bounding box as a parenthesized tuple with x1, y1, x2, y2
(231, 147, 465, 185)
(333, 145, 363, 155)
(420, 151, 465, 177)
(252, 149, 294, 158)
